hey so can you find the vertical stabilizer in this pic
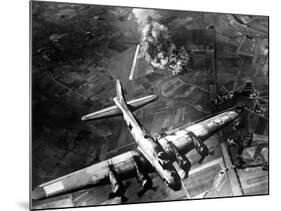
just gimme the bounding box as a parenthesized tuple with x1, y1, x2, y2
(113, 80, 136, 123)
(115, 80, 127, 108)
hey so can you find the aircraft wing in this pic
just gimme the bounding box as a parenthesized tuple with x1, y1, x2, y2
(158, 110, 240, 155)
(32, 150, 151, 200)
(32, 109, 240, 201)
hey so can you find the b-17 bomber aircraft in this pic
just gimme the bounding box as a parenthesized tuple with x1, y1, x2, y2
(32, 80, 242, 202)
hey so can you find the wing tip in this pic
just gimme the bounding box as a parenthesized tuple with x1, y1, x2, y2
(32, 187, 46, 200)
(81, 115, 88, 121)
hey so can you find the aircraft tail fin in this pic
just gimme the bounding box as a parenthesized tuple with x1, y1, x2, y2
(115, 79, 127, 108)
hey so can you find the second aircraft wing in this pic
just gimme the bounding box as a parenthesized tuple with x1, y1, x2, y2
(158, 110, 240, 156)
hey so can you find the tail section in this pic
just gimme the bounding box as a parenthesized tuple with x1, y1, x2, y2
(113, 80, 138, 126)
(115, 80, 128, 109)
(81, 79, 157, 121)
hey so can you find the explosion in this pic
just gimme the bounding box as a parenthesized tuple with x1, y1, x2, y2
(132, 9, 190, 75)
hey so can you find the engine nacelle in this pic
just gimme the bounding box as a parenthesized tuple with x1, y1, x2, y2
(133, 156, 153, 189)
(136, 170, 152, 190)
(186, 130, 209, 161)
(108, 165, 125, 198)
(132, 156, 153, 197)
(167, 141, 191, 178)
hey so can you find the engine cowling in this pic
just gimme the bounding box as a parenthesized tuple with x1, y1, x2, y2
(136, 169, 152, 190)
(186, 130, 209, 162)
(133, 156, 153, 197)
(108, 165, 125, 198)
(167, 141, 191, 178)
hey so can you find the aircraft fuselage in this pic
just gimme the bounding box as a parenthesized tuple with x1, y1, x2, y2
(113, 97, 182, 191)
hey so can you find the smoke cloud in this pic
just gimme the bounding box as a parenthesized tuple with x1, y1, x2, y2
(132, 9, 190, 75)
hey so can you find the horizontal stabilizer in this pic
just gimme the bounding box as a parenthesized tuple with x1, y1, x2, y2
(81, 95, 157, 121)
(82, 80, 158, 121)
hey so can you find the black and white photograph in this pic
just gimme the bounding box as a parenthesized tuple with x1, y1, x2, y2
(29, 1, 269, 210)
